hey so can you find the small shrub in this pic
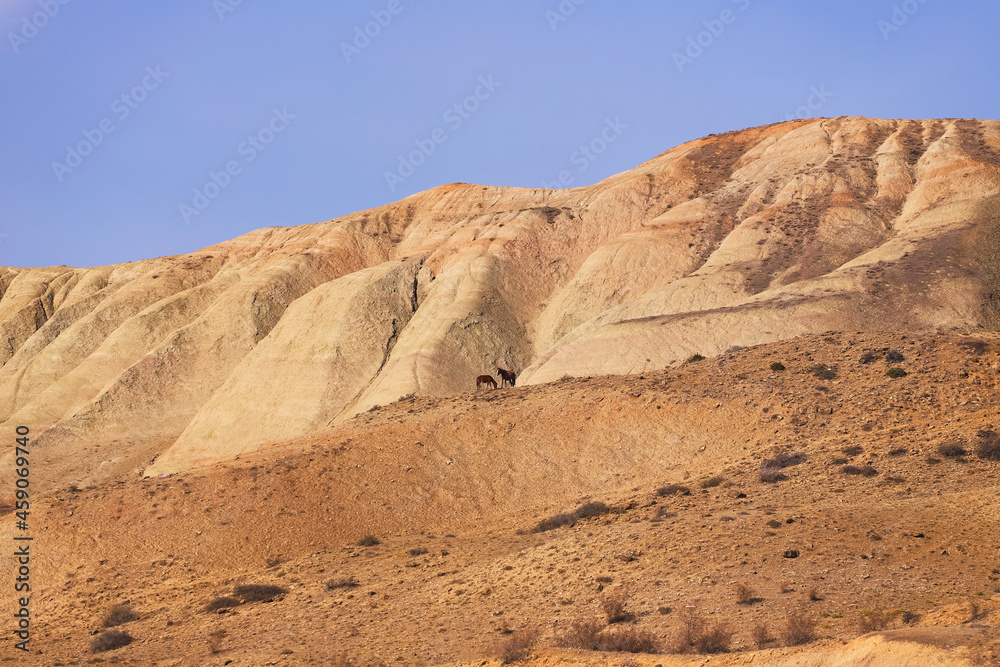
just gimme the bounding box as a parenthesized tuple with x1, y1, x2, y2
(693, 623, 732, 654)
(357, 534, 381, 547)
(557, 619, 605, 650)
(600, 627, 662, 654)
(233, 584, 287, 602)
(700, 476, 724, 489)
(102, 603, 138, 628)
(495, 627, 539, 663)
(670, 607, 705, 653)
(842, 465, 878, 477)
(758, 463, 786, 483)
(601, 589, 631, 624)
(888, 447, 908, 457)
(574, 501, 610, 519)
(752, 623, 771, 649)
(886, 367, 907, 378)
(207, 629, 227, 654)
(842, 445, 863, 457)
(831, 456, 849, 465)
(899, 610, 919, 625)
(735, 583, 757, 605)
(938, 441, 967, 458)
(767, 451, 807, 468)
(656, 484, 691, 496)
(326, 577, 359, 590)
(687, 354, 706, 363)
(766, 519, 782, 529)
(204, 596, 241, 612)
(858, 610, 893, 633)
(770, 361, 786, 371)
(409, 547, 429, 556)
(886, 350, 905, 363)
(808, 588, 823, 602)
(976, 430, 1000, 461)
(91, 630, 133, 653)
(783, 613, 817, 646)
(806, 364, 837, 380)
(533, 513, 575, 533)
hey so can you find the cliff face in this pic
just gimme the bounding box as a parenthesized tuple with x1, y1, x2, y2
(2, 117, 999, 481)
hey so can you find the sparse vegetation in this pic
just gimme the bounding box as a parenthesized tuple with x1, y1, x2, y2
(102, 603, 138, 628)
(91, 630, 133, 653)
(783, 612, 817, 646)
(657, 484, 691, 496)
(357, 534, 381, 547)
(759, 450, 806, 483)
(938, 441, 967, 458)
(687, 353, 706, 363)
(601, 589, 632, 623)
(842, 464, 878, 477)
(233, 584, 287, 602)
(770, 361, 786, 371)
(207, 629, 227, 654)
(495, 627, 539, 663)
(886, 367, 907, 378)
(669, 607, 731, 654)
(532, 501, 610, 533)
(976, 429, 1000, 460)
(700, 476, 724, 489)
(409, 547, 429, 556)
(888, 447, 908, 457)
(204, 596, 241, 612)
(808, 588, 823, 602)
(752, 623, 771, 649)
(735, 583, 757, 605)
(842, 445, 863, 456)
(858, 610, 893, 633)
(805, 364, 837, 380)
(558, 619, 660, 654)
(326, 577, 359, 590)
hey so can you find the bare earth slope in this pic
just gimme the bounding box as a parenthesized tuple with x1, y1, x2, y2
(5, 331, 1000, 664)
(1, 118, 1000, 486)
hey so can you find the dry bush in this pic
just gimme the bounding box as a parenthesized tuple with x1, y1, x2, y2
(204, 596, 240, 612)
(783, 612, 817, 646)
(808, 588, 823, 602)
(207, 629, 227, 654)
(735, 583, 757, 605)
(357, 534, 381, 547)
(831, 456, 849, 465)
(805, 364, 837, 380)
(558, 619, 606, 650)
(899, 610, 919, 625)
(700, 476, 724, 489)
(693, 623, 732, 654)
(842, 445, 863, 457)
(687, 354, 706, 363)
(966, 597, 981, 623)
(938, 441, 968, 458)
(888, 447, 908, 457)
(770, 361, 786, 371)
(102, 603, 138, 628)
(858, 610, 893, 633)
(886, 367, 907, 378)
(409, 547, 429, 556)
(91, 630, 133, 653)
(752, 623, 771, 649)
(600, 627, 661, 654)
(976, 430, 1000, 461)
(758, 462, 786, 483)
(495, 627, 539, 663)
(533, 512, 575, 533)
(233, 584, 287, 602)
(574, 501, 610, 519)
(601, 589, 632, 623)
(656, 484, 691, 496)
(842, 465, 878, 477)
(326, 577, 359, 590)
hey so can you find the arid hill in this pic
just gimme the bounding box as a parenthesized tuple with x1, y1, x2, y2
(6, 330, 1000, 665)
(1, 117, 999, 487)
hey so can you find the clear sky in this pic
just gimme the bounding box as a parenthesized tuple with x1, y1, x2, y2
(1, 0, 997, 268)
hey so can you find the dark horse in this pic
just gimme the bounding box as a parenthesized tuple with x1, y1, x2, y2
(496, 367, 516, 388)
(476, 374, 497, 390)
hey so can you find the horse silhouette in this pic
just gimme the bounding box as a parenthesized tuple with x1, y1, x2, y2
(476, 374, 497, 390)
(496, 367, 516, 388)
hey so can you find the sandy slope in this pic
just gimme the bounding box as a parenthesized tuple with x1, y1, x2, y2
(3, 331, 1000, 664)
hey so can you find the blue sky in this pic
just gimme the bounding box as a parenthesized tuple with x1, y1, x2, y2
(1, 0, 997, 268)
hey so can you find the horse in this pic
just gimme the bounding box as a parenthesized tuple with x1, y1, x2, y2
(496, 367, 516, 388)
(476, 374, 497, 390)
